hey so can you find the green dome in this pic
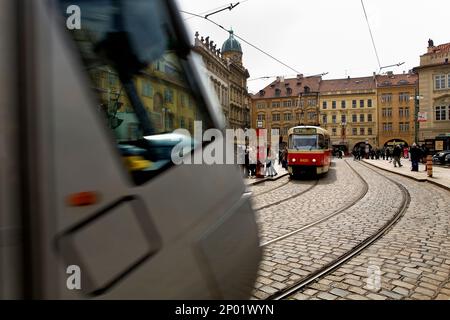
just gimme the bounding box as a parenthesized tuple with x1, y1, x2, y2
(222, 30, 242, 54)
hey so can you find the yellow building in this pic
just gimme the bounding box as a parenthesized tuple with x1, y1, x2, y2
(375, 72, 418, 148)
(91, 53, 197, 141)
(319, 76, 378, 153)
(414, 39, 450, 151)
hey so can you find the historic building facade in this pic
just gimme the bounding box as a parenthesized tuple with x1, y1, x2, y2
(375, 72, 418, 148)
(250, 74, 322, 147)
(192, 31, 250, 130)
(414, 39, 450, 151)
(318, 76, 378, 152)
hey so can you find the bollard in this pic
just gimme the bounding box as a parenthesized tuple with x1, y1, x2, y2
(426, 155, 433, 177)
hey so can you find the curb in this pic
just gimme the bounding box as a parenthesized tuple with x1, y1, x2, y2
(245, 172, 289, 186)
(362, 160, 450, 192)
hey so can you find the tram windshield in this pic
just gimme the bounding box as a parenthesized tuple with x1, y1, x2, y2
(57, 0, 214, 185)
(289, 135, 318, 150)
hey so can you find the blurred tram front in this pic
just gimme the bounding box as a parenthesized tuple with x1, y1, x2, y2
(287, 126, 332, 177)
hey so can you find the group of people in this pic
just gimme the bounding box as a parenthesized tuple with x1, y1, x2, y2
(350, 144, 429, 172)
(243, 146, 288, 178)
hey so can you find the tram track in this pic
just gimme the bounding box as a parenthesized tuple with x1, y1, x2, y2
(265, 160, 411, 300)
(259, 160, 368, 247)
(250, 177, 291, 197)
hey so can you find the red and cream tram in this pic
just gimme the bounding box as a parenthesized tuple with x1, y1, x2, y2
(287, 126, 332, 177)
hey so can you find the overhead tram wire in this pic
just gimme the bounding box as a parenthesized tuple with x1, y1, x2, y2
(180, 10, 300, 74)
(183, 0, 251, 21)
(361, 0, 381, 70)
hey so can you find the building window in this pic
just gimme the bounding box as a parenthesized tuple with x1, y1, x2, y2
(283, 100, 292, 107)
(271, 101, 280, 108)
(332, 101, 336, 109)
(332, 128, 337, 136)
(341, 100, 346, 108)
(322, 115, 327, 124)
(387, 108, 392, 117)
(360, 100, 364, 108)
(399, 108, 404, 117)
(275, 89, 281, 97)
(381, 94, 392, 104)
(360, 114, 365, 122)
(332, 115, 337, 124)
(284, 113, 292, 121)
(352, 128, 357, 136)
(400, 123, 410, 132)
(164, 88, 174, 103)
(405, 107, 410, 117)
(308, 112, 316, 120)
(323, 101, 327, 109)
(257, 103, 266, 109)
(368, 128, 373, 135)
(257, 114, 265, 121)
(341, 114, 346, 123)
(435, 106, 447, 121)
(352, 114, 357, 123)
(281, 127, 289, 135)
(435, 75, 446, 90)
(360, 128, 365, 135)
(308, 99, 316, 106)
(368, 99, 372, 108)
(368, 114, 373, 122)
(272, 113, 281, 121)
(399, 93, 410, 103)
(142, 81, 153, 97)
(352, 100, 357, 108)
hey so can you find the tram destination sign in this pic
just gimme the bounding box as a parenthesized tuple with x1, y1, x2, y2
(294, 128, 316, 135)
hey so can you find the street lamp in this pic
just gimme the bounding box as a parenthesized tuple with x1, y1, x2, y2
(410, 91, 424, 144)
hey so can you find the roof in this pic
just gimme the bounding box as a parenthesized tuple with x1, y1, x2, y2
(376, 73, 418, 87)
(253, 76, 322, 99)
(319, 76, 376, 93)
(222, 30, 242, 54)
(423, 41, 450, 56)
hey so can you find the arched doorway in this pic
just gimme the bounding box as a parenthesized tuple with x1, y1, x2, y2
(383, 139, 408, 148)
(353, 141, 373, 152)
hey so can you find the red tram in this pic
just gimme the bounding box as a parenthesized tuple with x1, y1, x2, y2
(287, 126, 332, 177)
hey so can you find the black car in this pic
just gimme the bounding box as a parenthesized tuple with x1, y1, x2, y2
(432, 150, 450, 164)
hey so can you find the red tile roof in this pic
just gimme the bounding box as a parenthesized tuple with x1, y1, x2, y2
(319, 76, 376, 93)
(253, 76, 322, 99)
(424, 41, 450, 55)
(376, 73, 418, 87)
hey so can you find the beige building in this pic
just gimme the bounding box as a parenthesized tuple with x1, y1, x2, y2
(414, 39, 450, 151)
(192, 31, 250, 130)
(319, 76, 378, 153)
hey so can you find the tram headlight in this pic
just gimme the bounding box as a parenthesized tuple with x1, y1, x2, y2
(292, 158, 296, 162)
(312, 159, 317, 163)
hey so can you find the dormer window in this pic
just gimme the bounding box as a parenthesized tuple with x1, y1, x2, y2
(304, 86, 310, 94)
(275, 88, 281, 97)
(259, 90, 265, 97)
(286, 87, 292, 95)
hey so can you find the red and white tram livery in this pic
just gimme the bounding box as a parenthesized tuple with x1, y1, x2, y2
(287, 126, 332, 176)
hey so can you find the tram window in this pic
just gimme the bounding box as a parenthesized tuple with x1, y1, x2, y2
(57, 0, 214, 185)
(318, 135, 325, 149)
(289, 135, 318, 150)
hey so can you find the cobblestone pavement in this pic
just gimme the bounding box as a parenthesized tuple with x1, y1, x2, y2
(287, 162, 450, 300)
(251, 159, 407, 299)
(247, 176, 291, 197)
(253, 160, 365, 244)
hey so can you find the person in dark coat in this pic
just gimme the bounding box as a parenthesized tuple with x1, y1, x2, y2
(392, 145, 402, 167)
(410, 143, 421, 172)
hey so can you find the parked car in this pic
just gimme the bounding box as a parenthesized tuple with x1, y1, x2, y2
(432, 150, 450, 164)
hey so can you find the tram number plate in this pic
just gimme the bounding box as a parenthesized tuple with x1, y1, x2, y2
(299, 159, 309, 163)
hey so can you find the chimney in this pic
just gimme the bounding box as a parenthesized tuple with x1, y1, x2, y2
(276, 76, 280, 83)
(387, 71, 394, 77)
(297, 74, 304, 80)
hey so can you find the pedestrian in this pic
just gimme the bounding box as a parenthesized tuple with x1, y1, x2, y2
(410, 143, 421, 172)
(392, 145, 403, 168)
(386, 148, 391, 162)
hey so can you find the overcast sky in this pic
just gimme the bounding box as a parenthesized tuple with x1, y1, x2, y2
(176, 0, 450, 94)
